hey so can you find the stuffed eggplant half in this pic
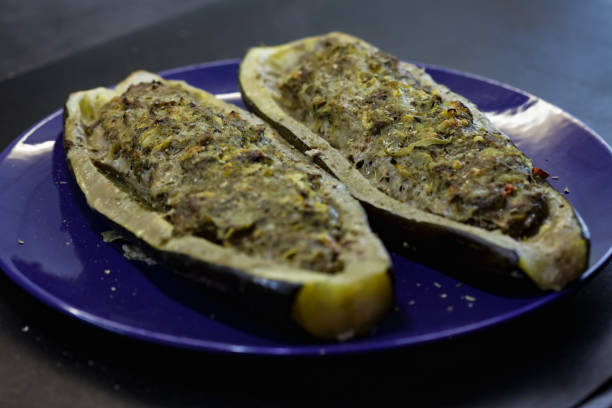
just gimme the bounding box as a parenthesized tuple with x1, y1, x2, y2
(63, 71, 392, 340)
(240, 32, 589, 291)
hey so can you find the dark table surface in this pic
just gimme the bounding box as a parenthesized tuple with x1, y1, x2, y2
(1, 0, 612, 406)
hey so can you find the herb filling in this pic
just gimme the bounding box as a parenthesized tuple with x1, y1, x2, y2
(279, 38, 549, 238)
(85, 81, 344, 273)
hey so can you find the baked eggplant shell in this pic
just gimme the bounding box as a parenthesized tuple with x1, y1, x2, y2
(63, 70, 392, 340)
(239, 32, 589, 291)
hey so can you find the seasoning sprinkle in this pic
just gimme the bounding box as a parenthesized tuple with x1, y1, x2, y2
(17, 239, 24, 245)
(433, 282, 442, 288)
(564, 187, 570, 194)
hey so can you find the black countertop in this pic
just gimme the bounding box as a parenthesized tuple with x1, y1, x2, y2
(1, 1, 611, 406)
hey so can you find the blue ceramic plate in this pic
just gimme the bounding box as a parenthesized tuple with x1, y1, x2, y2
(1, 60, 611, 356)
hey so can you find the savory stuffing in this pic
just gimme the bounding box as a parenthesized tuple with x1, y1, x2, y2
(278, 37, 549, 238)
(84, 81, 344, 273)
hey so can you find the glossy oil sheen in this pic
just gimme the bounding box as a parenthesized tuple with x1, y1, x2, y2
(0, 60, 610, 355)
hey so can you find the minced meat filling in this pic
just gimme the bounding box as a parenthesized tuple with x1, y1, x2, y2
(85, 81, 344, 273)
(279, 38, 548, 238)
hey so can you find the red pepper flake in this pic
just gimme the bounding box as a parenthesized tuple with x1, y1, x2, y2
(532, 167, 549, 179)
(503, 184, 515, 196)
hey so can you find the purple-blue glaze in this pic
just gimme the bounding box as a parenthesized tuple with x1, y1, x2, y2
(0, 60, 610, 356)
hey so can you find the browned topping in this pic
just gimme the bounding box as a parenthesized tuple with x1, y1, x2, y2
(278, 37, 550, 238)
(85, 82, 347, 273)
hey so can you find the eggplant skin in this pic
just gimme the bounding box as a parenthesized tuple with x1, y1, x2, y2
(63, 70, 393, 340)
(239, 32, 589, 291)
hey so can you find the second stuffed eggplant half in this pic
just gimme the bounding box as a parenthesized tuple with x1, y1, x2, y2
(63, 71, 392, 340)
(239, 32, 589, 291)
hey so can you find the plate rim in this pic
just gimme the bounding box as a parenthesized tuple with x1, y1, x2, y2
(1, 59, 611, 356)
